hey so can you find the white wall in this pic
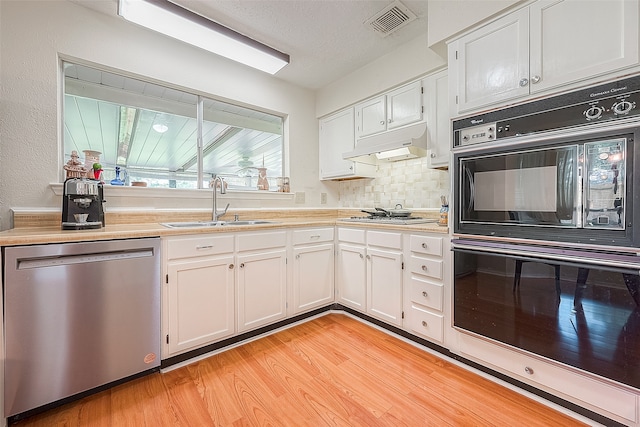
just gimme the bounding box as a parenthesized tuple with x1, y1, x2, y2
(0, 0, 328, 230)
(315, 33, 446, 118)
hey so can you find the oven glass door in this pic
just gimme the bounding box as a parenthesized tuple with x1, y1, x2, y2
(453, 241, 640, 389)
(458, 144, 580, 227)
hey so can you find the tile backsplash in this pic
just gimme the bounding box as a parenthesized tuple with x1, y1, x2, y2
(338, 158, 450, 209)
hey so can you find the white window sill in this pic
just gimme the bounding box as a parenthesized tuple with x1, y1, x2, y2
(50, 183, 295, 201)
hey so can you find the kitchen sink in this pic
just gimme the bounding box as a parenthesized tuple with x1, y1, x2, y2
(161, 220, 276, 228)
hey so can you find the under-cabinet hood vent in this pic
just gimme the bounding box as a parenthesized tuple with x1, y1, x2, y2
(343, 122, 428, 165)
(366, 1, 417, 37)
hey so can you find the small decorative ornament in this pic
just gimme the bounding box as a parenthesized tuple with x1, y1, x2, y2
(63, 150, 87, 179)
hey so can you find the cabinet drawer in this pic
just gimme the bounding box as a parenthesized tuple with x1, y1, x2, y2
(410, 235, 443, 257)
(292, 228, 334, 245)
(367, 230, 402, 249)
(458, 333, 638, 424)
(408, 255, 443, 280)
(237, 231, 287, 252)
(407, 305, 444, 343)
(338, 227, 365, 244)
(408, 277, 443, 311)
(166, 235, 234, 260)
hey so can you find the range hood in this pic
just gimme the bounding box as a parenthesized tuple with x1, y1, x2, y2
(342, 122, 428, 164)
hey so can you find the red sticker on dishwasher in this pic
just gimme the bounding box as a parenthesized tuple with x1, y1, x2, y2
(144, 353, 157, 364)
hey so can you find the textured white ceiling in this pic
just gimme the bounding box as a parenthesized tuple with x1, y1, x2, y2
(171, 0, 429, 89)
(75, 0, 429, 90)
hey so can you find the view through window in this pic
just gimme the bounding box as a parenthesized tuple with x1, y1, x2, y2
(63, 62, 284, 190)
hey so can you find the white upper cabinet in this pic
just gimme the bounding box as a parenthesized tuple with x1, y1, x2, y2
(450, 7, 530, 114)
(529, 0, 638, 93)
(355, 80, 423, 139)
(449, 0, 640, 116)
(424, 70, 450, 169)
(319, 107, 375, 180)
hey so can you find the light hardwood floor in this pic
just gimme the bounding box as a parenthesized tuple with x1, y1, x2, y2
(14, 314, 589, 426)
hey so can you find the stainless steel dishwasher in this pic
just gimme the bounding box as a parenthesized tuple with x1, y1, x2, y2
(3, 237, 161, 418)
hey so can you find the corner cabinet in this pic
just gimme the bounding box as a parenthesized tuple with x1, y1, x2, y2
(291, 228, 335, 314)
(163, 235, 236, 357)
(336, 227, 404, 327)
(319, 108, 375, 180)
(448, 0, 640, 116)
(236, 231, 287, 333)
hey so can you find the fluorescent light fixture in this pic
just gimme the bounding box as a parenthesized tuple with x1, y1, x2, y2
(118, 0, 290, 74)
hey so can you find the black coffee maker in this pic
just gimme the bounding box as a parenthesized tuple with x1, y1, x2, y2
(61, 178, 105, 230)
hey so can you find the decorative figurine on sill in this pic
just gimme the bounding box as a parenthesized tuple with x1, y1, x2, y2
(63, 150, 87, 179)
(257, 167, 269, 190)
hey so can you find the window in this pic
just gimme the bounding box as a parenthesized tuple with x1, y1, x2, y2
(63, 62, 284, 190)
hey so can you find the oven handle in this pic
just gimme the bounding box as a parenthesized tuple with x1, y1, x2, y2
(452, 241, 640, 276)
(464, 166, 475, 214)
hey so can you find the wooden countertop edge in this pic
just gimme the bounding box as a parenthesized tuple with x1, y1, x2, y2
(0, 219, 449, 246)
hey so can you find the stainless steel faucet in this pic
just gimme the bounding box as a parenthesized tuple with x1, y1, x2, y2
(210, 176, 229, 221)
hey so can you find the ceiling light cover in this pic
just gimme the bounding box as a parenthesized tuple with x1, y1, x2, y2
(118, 0, 289, 74)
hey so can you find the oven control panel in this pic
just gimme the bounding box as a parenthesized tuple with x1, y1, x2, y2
(453, 74, 640, 147)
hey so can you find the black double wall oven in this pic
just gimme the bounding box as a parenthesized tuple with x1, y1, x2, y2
(452, 75, 640, 390)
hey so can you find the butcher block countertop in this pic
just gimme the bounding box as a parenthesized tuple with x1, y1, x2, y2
(0, 208, 448, 246)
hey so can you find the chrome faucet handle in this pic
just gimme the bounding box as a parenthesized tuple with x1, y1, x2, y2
(218, 203, 230, 217)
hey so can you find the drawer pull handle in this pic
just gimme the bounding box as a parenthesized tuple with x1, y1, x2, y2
(421, 243, 428, 249)
(310, 235, 321, 239)
(524, 366, 534, 375)
(196, 245, 214, 250)
(422, 291, 428, 297)
(421, 265, 427, 271)
(421, 321, 428, 327)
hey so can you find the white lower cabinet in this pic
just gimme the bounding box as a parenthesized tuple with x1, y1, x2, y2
(336, 228, 403, 326)
(404, 233, 447, 344)
(291, 228, 335, 314)
(164, 234, 235, 357)
(236, 231, 287, 333)
(336, 228, 367, 310)
(367, 233, 403, 327)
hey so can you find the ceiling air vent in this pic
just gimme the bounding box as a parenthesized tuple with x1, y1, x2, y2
(365, 1, 417, 37)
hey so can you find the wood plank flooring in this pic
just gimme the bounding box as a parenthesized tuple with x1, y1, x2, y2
(13, 314, 589, 426)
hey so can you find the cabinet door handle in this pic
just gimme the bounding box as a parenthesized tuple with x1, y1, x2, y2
(228, 263, 234, 270)
(296, 254, 300, 259)
(421, 321, 428, 327)
(519, 78, 529, 87)
(422, 291, 428, 298)
(531, 75, 541, 84)
(421, 265, 428, 271)
(239, 263, 245, 268)
(421, 243, 428, 249)
(379, 120, 385, 125)
(387, 119, 392, 124)
(196, 244, 214, 250)
(366, 254, 371, 260)
(359, 253, 364, 259)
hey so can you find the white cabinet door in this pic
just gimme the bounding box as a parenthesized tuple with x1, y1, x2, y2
(319, 108, 375, 180)
(166, 255, 235, 356)
(356, 95, 387, 138)
(453, 7, 530, 114)
(367, 247, 403, 326)
(292, 243, 335, 314)
(236, 249, 287, 332)
(529, 0, 639, 94)
(425, 70, 450, 169)
(336, 243, 367, 311)
(387, 80, 423, 130)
